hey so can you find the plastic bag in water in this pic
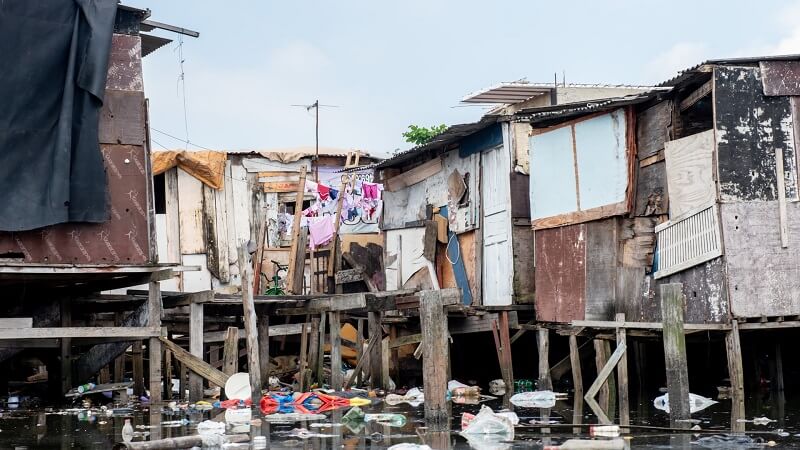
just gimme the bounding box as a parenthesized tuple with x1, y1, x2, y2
(510, 390, 557, 408)
(693, 434, 765, 448)
(653, 393, 717, 414)
(461, 405, 515, 439)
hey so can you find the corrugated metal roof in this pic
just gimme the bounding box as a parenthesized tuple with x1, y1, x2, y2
(514, 90, 668, 125)
(376, 117, 498, 169)
(657, 54, 800, 87)
(462, 82, 552, 104)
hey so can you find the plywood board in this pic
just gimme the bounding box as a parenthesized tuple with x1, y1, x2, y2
(715, 67, 798, 202)
(585, 218, 617, 321)
(636, 100, 672, 159)
(530, 125, 578, 219)
(574, 108, 629, 211)
(534, 223, 586, 323)
(177, 169, 205, 254)
(105, 34, 143, 91)
(384, 157, 442, 192)
(760, 61, 800, 96)
(721, 201, 800, 318)
(99, 90, 144, 145)
(664, 129, 716, 218)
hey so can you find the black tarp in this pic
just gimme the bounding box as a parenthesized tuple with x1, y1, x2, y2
(0, 0, 118, 231)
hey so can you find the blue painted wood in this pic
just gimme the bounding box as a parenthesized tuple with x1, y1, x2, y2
(459, 123, 503, 157)
(530, 125, 578, 219)
(439, 206, 473, 305)
(574, 109, 628, 210)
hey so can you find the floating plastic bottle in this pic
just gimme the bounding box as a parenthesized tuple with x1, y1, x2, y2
(544, 438, 624, 449)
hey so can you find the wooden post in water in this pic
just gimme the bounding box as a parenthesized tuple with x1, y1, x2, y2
(60, 298, 72, 396)
(593, 339, 610, 415)
(615, 313, 630, 427)
(538, 328, 552, 390)
(420, 290, 449, 428)
(569, 334, 583, 434)
(368, 311, 384, 388)
(238, 245, 262, 403)
(316, 313, 327, 384)
(775, 341, 784, 393)
(356, 319, 365, 385)
(257, 311, 270, 389)
(188, 300, 204, 402)
(148, 281, 163, 405)
(726, 319, 746, 432)
(308, 317, 320, 385)
(223, 327, 239, 376)
(660, 283, 690, 426)
(329, 312, 343, 390)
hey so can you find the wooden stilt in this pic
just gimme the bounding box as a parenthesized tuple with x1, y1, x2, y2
(381, 337, 391, 388)
(316, 313, 327, 384)
(604, 340, 616, 419)
(356, 319, 365, 385)
(329, 312, 342, 390)
(223, 327, 239, 376)
(133, 341, 144, 397)
(308, 317, 320, 385)
(298, 321, 309, 391)
(148, 281, 163, 405)
(726, 319, 746, 432)
(420, 290, 450, 428)
(113, 312, 125, 384)
(257, 312, 270, 389)
(660, 283, 690, 426)
(60, 299, 72, 395)
(584, 342, 626, 425)
(368, 311, 384, 388)
(389, 325, 400, 383)
(593, 339, 609, 414)
(775, 341, 784, 393)
(237, 245, 263, 403)
(164, 349, 173, 400)
(189, 301, 204, 402)
(615, 313, 630, 428)
(537, 328, 552, 390)
(569, 334, 583, 434)
(499, 311, 515, 392)
(178, 361, 186, 401)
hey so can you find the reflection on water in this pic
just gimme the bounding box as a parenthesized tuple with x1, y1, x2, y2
(0, 388, 798, 449)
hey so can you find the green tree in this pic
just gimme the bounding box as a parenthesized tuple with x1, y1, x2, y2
(402, 124, 447, 145)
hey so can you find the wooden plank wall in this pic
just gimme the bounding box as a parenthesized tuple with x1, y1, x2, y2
(511, 226, 535, 304)
(584, 219, 618, 321)
(534, 223, 586, 322)
(715, 66, 798, 202)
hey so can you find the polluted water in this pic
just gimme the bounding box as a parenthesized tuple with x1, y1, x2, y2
(1, 386, 799, 449)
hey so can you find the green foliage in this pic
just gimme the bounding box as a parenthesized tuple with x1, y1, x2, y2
(402, 124, 448, 145)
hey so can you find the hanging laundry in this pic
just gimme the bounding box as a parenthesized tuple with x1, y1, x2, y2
(330, 188, 339, 200)
(304, 180, 318, 193)
(362, 182, 378, 199)
(317, 184, 331, 201)
(308, 216, 335, 250)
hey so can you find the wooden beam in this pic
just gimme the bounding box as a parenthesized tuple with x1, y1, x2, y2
(420, 290, 449, 427)
(571, 320, 729, 331)
(679, 79, 712, 111)
(222, 327, 238, 376)
(274, 293, 367, 315)
(584, 342, 626, 425)
(189, 301, 204, 401)
(345, 334, 380, 388)
(537, 328, 552, 390)
(60, 299, 72, 395)
(569, 334, 583, 434)
(368, 312, 384, 388)
(159, 337, 229, 388)
(257, 314, 270, 389)
(615, 313, 630, 427)
(329, 312, 342, 390)
(726, 319, 746, 432)
(384, 157, 443, 192)
(661, 283, 690, 425)
(133, 341, 144, 397)
(285, 166, 308, 294)
(148, 282, 163, 403)
(237, 245, 263, 403)
(776, 147, 789, 248)
(0, 327, 161, 339)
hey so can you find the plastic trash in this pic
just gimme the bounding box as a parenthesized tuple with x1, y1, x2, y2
(653, 393, 717, 414)
(461, 405, 515, 438)
(224, 373, 251, 400)
(489, 379, 506, 396)
(385, 387, 425, 407)
(514, 379, 535, 393)
(693, 434, 765, 448)
(463, 410, 519, 428)
(364, 413, 407, 427)
(461, 433, 512, 450)
(388, 444, 432, 450)
(77, 383, 96, 394)
(448, 380, 470, 391)
(286, 428, 336, 439)
(122, 418, 134, 443)
(510, 390, 557, 408)
(544, 438, 625, 449)
(589, 425, 620, 437)
(197, 420, 226, 435)
(263, 412, 327, 423)
(252, 436, 267, 449)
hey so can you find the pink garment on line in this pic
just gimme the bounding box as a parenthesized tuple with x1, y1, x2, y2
(363, 182, 378, 199)
(308, 216, 335, 250)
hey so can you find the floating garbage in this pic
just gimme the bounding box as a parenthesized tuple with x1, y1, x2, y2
(460, 405, 515, 439)
(449, 379, 480, 396)
(653, 393, 717, 414)
(285, 427, 337, 439)
(197, 420, 227, 447)
(589, 425, 620, 437)
(736, 416, 777, 426)
(262, 412, 327, 423)
(224, 373, 251, 400)
(462, 410, 519, 428)
(488, 379, 506, 396)
(122, 418, 133, 443)
(342, 406, 407, 427)
(693, 434, 767, 448)
(509, 390, 566, 408)
(387, 444, 432, 450)
(544, 438, 624, 449)
(385, 387, 425, 407)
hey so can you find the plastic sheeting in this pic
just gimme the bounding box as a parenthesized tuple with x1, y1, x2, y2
(152, 150, 227, 190)
(0, 0, 118, 231)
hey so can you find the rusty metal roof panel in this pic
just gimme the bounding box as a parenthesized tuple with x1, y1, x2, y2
(657, 54, 800, 87)
(514, 90, 668, 125)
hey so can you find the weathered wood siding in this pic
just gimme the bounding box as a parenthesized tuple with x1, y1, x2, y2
(637, 101, 672, 159)
(585, 219, 618, 320)
(512, 225, 535, 303)
(639, 258, 729, 323)
(759, 61, 800, 96)
(714, 66, 798, 202)
(721, 201, 800, 318)
(534, 223, 586, 322)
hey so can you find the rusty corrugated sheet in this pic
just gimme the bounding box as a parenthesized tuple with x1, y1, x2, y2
(534, 223, 586, 323)
(759, 60, 800, 96)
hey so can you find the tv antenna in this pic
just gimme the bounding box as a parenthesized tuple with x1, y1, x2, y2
(291, 100, 340, 182)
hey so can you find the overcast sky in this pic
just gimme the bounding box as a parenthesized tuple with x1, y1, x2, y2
(126, 0, 800, 157)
